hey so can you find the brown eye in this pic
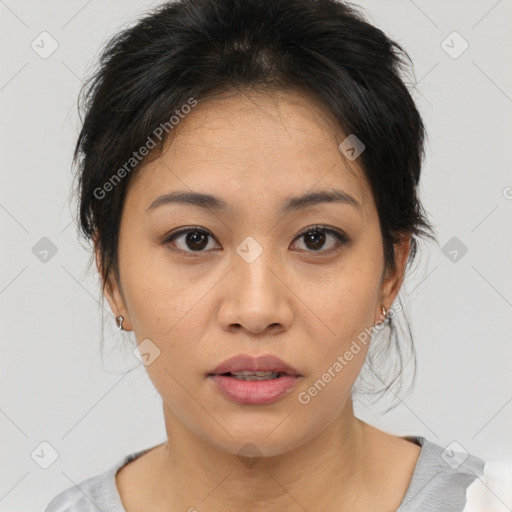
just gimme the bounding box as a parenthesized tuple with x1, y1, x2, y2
(292, 226, 349, 254)
(163, 227, 218, 255)
(162, 225, 349, 257)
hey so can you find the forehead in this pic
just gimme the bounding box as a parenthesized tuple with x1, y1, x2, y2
(167, 88, 353, 164)
(126, 89, 372, 219)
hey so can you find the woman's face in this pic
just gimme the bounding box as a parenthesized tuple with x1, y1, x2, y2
(101, 89, 409, 457)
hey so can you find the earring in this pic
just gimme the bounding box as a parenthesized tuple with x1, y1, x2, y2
(115, 315, 124, 331)
(382, 306, 389, 323)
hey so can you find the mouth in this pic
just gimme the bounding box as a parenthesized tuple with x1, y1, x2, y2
(208, 354, 302, 405)
(209, 353, 301, 378)
(215, 370, 288, 381)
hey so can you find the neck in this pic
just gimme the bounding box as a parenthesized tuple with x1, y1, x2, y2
(156, 398, 371, 511)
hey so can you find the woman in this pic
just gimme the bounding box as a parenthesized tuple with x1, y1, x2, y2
(44, 0, 510, 510)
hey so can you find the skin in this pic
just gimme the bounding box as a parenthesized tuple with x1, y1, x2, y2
(98, 88, 421, 511)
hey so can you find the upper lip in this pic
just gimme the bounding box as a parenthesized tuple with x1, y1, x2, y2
(209, 354, 301, 376)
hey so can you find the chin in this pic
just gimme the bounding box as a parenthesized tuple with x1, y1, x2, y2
(203, 418, 317, 460)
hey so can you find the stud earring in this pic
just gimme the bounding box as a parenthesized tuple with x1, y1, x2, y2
(381, 306, 390, 323)
(115, 315, 124, 331)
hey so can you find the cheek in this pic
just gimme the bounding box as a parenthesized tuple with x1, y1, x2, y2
(297, 296, 373, 416)
(300, 250, 382, 390)
(311, 260, 382, 343)
(119, 239, 203, 337)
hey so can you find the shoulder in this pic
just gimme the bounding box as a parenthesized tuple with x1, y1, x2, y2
(43, 448, 155, 512)
(398, 435, 512, 512)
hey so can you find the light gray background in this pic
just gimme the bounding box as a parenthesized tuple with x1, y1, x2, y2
(1, 0, 511, 510)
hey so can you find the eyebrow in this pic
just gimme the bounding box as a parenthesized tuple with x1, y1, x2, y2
(146, 188, 361, 214)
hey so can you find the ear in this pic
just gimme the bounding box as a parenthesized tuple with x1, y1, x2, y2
(93, 232, 132, 331)
(376, 234, 411, 323)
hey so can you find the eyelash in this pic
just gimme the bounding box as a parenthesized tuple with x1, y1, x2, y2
(161, 225, 349, 258)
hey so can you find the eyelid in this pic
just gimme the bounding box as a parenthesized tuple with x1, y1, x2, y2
(294, 225, 348, 241)
(163, 226, 212, 241)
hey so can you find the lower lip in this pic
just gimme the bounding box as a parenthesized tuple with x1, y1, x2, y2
(209, 374, 300, 405)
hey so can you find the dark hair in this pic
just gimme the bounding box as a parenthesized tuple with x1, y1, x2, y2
(73, 0, 437, 403)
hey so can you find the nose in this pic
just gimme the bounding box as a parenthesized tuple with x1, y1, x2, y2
(218, 246, 293, 336)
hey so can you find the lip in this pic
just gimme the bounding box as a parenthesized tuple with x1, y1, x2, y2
(210, 354, 301, 376)
(208, 354, 302, 405)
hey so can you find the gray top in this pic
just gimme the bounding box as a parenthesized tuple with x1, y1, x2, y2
(44, 435, 485, 511)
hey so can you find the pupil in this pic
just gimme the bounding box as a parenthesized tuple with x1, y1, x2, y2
(305, 229, 325, 250)
(187, 231, 208, 251)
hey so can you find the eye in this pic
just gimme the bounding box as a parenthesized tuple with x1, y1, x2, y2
(291, 225, 349, 254)
(162, 225, 349, 257)
(162, 227, 219, 256)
